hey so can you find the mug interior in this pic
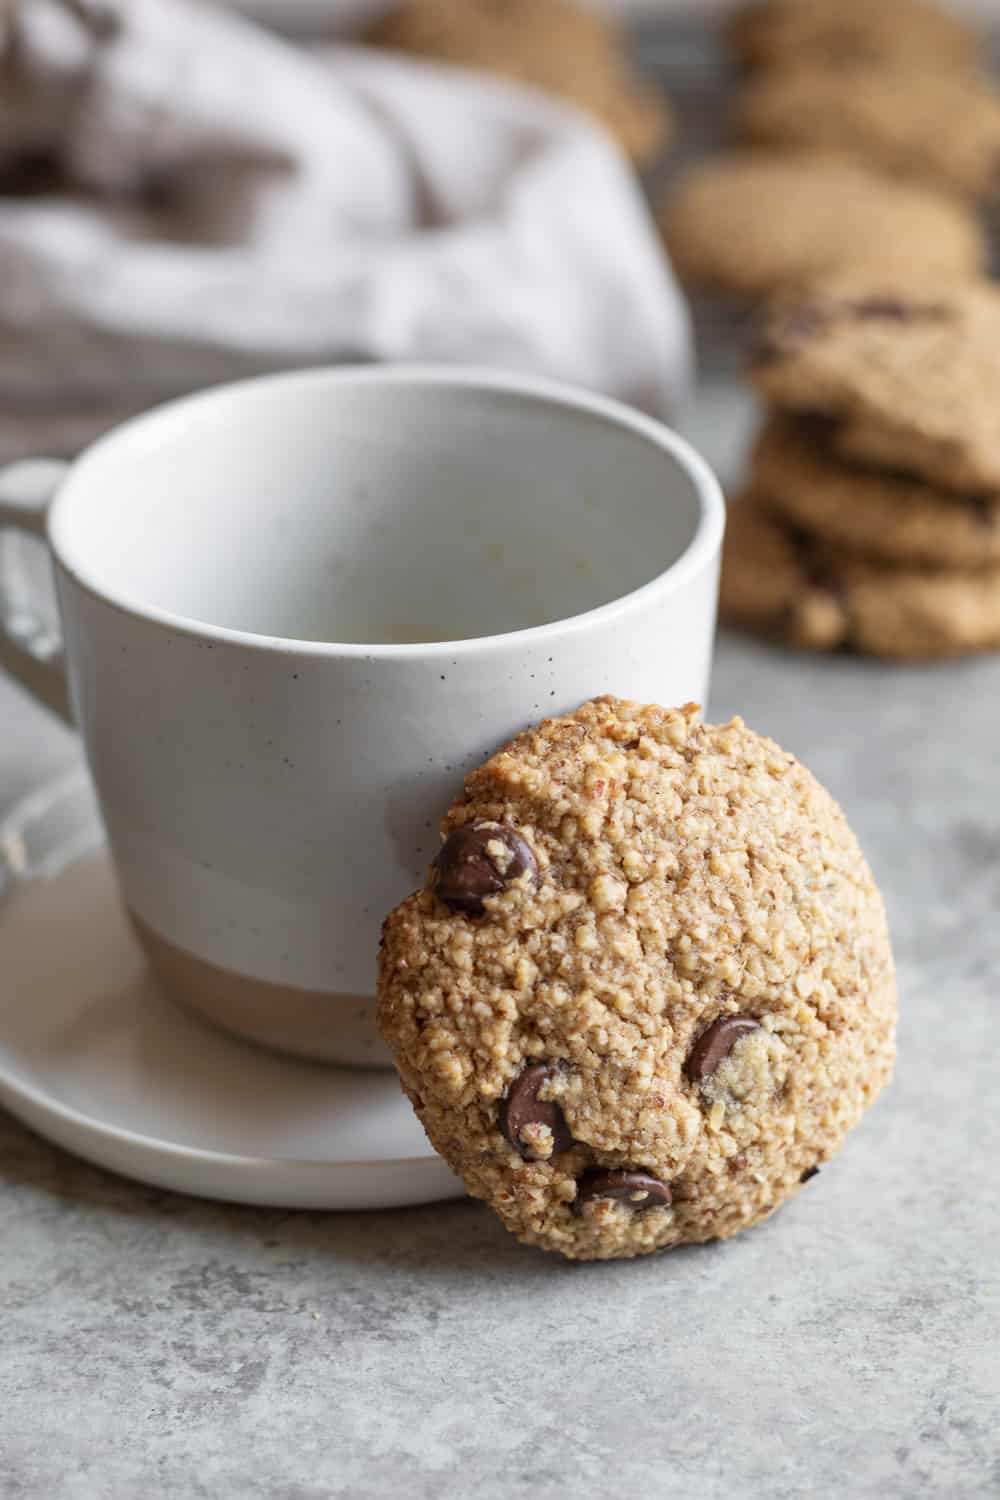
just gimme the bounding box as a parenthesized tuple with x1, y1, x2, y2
(53, 372, 708, 646)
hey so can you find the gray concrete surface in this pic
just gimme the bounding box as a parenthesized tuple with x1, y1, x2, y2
(2, 634, 999, 1499)
(2, 13, 999, 1494)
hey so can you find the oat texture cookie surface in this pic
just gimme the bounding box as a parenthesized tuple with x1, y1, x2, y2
(752, 285, 1000, 495)
(734, 62, 1000, 199)
(726, 0, 981, 73)
(377, 697, 896, 1260)
(661, 153, 985, 298)
(752, 414, 1000, 569)
(721, 494, 1000, 658)
(364, 0, 671, 163)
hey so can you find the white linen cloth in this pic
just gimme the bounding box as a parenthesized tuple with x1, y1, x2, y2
(0, 0, 691, 462)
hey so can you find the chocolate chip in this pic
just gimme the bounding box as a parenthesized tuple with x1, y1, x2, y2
(433, 822, 537, 914)
(752, 305, 832, 363)
(970, 495, 1000, 529)
(685, 1016, 760, 1083)
(754, 295, 950, 366)
(800, 1165, 820, 1184)
(499, 1063, 574, 1157)
(573, 1170, 672, 1215)
(849, 296, 912, 320)
(846, 295, 948, 323)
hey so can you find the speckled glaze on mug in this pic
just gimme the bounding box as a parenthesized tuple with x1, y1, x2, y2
(0, 367, 724, 1066)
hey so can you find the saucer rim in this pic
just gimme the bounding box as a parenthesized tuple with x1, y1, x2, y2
(0, 770, 446, 1177)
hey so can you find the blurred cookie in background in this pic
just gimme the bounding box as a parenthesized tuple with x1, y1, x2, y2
(726, 0, 983, 75)
(718, 495, 840, 650)
(751, 414, 1000, 572)
(726, 278, 1000, 660)
(363, 0, 672, 165)
(752, 281, 1000, 494)
(720, 493, 1000, 660)
(734, 62, 1000, 201)
(660, 152, 987, 301)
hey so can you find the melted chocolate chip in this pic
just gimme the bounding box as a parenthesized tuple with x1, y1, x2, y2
(754, 295, 950, 366)
(753, 305, 832, 363)
(800, 1165, 821, 1184)
(685, 1016, 760, 1083)
(846, 295, 949, 323)
(574, 1170, 672, 1215)
(499, 1063, 574, 1158)
(849, 295, 913, 320)
(433, 822, 537, 914)
(970, 495, 1000, 529)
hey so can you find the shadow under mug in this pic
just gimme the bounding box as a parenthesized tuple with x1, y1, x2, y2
(0, 366, 725, 1067)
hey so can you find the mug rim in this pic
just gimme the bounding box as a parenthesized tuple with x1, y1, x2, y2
(48, 364, 725, 659)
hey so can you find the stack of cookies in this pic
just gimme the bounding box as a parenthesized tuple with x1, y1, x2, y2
(662, 0, 992, 313)
(726, 0, 983, 74)
(731, 0, 999, 203)
(363, 0, 672, 166)
(661, 151, 988, 305)
(721, 284, 1000, 660)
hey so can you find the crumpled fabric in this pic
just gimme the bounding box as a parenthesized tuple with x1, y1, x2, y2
(0, 0, 691, 461)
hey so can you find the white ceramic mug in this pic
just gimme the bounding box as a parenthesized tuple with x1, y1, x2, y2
(0, 367, 724, 1067)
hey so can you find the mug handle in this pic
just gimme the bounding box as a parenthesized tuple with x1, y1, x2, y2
(0, 460, 74, 725)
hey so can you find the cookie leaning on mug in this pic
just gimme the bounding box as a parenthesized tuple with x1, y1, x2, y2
(377, 697, 896, 1260)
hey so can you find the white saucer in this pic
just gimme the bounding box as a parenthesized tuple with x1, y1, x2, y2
(0, 773, 462, 1210)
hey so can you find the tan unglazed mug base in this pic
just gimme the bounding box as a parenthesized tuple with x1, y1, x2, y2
(130, 912, 391, 1069)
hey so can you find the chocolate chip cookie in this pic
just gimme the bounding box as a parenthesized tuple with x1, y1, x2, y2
(752, 413, 1000, 569)
(752, 283, 1000, 495)
(377, 697, 896, 1260)
(364, 0, 671, 164)
(722, 493, 1000, 658)
(726, 0, 982, 73)
(661, 153, 985, 299)
(734, 62, 1000, 200)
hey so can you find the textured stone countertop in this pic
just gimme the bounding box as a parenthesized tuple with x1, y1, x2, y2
(4, 14, 998, 1489)
(2, 625, 999, 1498)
